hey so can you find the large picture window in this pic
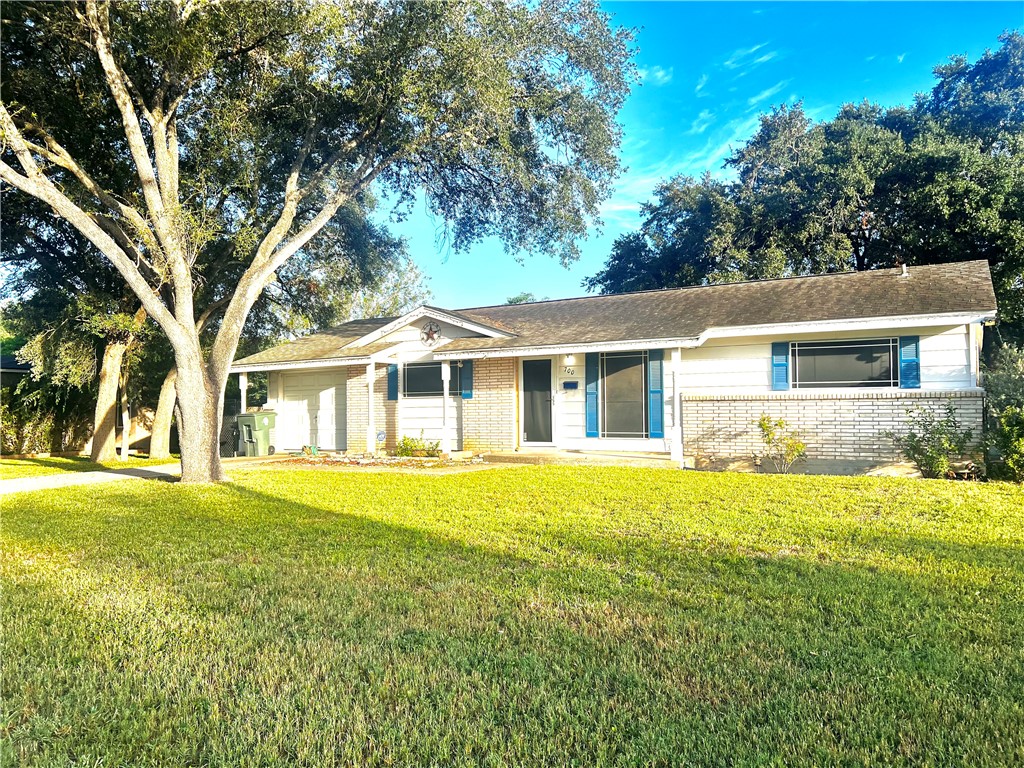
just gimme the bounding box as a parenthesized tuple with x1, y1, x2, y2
(600, 351, 648, 438)
(791, 339, 899, 389)
(403, 362, 462, 397)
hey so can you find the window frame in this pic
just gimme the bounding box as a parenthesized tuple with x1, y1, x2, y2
(789, 338, 900, 389)
(402, 361, 462, 398)
(599, 350, 650, 439)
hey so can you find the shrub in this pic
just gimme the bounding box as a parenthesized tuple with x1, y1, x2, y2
(885, 402, 975, 479)
(756, 414, 807, 474)
(988, 407, 1024, 484)
(395, 433, 441, 458)
(983, 343, 1024, 414)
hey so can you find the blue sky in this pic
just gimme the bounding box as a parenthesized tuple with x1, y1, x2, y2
(380, 1, 1022, 310)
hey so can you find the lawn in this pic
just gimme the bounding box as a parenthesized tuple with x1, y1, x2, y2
(2, 467, 1022, 767)
(0, 455, 179, 481)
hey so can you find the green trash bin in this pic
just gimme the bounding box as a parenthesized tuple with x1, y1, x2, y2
(237, 412, 276, 457)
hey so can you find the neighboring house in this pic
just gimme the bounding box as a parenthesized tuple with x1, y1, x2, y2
(230, 260, 997, 474)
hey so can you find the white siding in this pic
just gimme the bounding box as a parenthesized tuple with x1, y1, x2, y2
(678, 325, 976, 395)
(400, 397, 463, 450)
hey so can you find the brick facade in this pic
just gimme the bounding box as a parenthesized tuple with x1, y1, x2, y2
(345, 364, 396, 454)
(462, 357, 517, 453)
(679, 390, 985, 473)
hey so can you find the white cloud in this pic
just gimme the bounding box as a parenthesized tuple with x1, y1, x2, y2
(865, 55, 876, 62)
(724, 43, 768, 69)
(695, 73, 709, 96)
(638, 65, 674, 86)
(747, 79, 792, 107)
(688, 109, 715, 135)
(897, 52, 907, 64)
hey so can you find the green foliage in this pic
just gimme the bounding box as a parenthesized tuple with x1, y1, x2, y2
(506, 292, 538, 304)
(586, 33, 1024, 333)
(984, 342, 1024, 414)
(395, 433, 441, 457)
(988, 407, 1024, 483)
(755, 413, 807, 473)
(3, 467, 1023, 764)
(885, 402, 976, 479)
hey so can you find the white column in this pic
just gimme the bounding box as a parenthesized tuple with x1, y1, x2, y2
(441, 361, 451, 455)
(968, 323, 979, 388)
(365, 362, 376, 454)
(670, 348, 684, 466)
(239, 372, 248, 414)
(395, 361, 404, 441)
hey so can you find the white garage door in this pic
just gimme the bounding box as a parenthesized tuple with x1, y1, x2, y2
(277, 372, 346, 451)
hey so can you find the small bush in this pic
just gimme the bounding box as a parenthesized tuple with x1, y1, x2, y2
(756, 414, 807, 474)
(984, 343, 1024, 414)
(395, 433, 441, 457)
(988, 407, 1024, 484)
(885, 402, 975, 479)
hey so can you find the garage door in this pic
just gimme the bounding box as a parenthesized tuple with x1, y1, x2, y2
(277, 372, 346, 451)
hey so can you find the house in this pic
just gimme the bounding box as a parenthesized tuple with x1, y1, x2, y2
(230, 260, 997, 474)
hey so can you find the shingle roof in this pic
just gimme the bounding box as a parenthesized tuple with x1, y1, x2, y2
(233, 260, 996, 367)
(233, 317, 395, 367)
(441, 260, 997, 352)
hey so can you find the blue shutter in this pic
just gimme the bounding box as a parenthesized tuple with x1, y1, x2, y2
(771, 342, 790, 390)
(585, 353, 599, 437)
(899, 336, 921, 389)
(648, 349, 664, 438)
(387, 364, 398, 400)
(460, 360, 473, 399)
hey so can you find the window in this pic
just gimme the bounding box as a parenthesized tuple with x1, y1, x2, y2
(403, 362, 462, 397)
(600, 351, 648, 438)
(790, 339, 899, 389)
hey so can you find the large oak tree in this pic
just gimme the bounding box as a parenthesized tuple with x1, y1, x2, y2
(1, 0, 633, 482)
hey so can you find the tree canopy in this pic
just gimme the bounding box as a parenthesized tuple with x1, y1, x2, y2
(587, 32, 1024, 332)
(1, 0, 634, 481)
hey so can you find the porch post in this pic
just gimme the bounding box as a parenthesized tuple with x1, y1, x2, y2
(366, 362, 376, 454)
(441, 361, 451, 455)
(239, 371, 248, 415)
(670, 348, 684, 466)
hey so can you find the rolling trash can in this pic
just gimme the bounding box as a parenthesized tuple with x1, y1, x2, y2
(236, 412, 276, 457)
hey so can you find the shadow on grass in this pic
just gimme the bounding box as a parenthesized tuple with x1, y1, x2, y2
(2, 476, 1023, 766)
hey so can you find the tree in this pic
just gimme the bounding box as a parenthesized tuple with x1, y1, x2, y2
(506, 292, 549, 304)
(586, 34, 1023, 336)
(1, 0, 633, 482)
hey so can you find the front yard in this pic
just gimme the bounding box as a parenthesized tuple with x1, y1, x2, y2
(3, 467, 1022, 766)
(0, 455, 179, 481)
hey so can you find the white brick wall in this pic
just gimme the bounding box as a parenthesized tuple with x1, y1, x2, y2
(680, 390, 985, 472)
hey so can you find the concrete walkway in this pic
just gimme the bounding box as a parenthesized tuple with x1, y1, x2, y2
(1, 462, 181, 495)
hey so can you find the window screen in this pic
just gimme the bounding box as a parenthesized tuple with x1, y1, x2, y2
(791, 339, 899, 388)
(403, 362, 462, 397)
(600, 351, 648, 438)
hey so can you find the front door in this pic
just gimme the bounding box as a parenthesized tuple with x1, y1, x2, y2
(523, 359, 553, 443)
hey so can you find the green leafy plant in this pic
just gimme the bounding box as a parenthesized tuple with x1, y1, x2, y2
(885, 402, 976, 479)
(395, 433, 441, 458)
(988, 407, 1024, 483)
(756, 414, 807, 474)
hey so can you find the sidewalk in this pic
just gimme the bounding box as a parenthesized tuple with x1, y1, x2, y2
(1, 462, 181, 495)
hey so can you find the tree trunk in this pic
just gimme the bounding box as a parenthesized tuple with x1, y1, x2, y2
(150, 367, 177, 459)
(174, 359, 225, 483)
(119, 379, 130, 461)
(49, 411, 64, 454)
(90, 341, 127, 462)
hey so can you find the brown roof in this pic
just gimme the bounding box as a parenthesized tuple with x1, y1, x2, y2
(233, 317, 395, 367)
(233, 261, 996, 366)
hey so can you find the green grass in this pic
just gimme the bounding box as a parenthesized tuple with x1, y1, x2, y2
(2, 467, 1022, 767)
(0, 455, 179, 481)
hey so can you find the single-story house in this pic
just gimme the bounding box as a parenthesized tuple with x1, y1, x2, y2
(230, 260, 997, 474)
